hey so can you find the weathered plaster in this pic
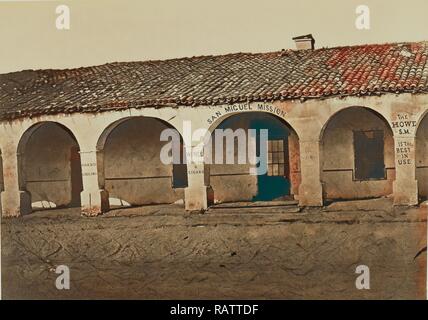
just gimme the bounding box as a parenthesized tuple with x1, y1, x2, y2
(0, 92, 427, 216)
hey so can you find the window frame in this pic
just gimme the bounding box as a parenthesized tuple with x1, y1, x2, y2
(266, 139, 286, 177)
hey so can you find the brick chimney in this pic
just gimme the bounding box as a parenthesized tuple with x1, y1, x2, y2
(292, 34, 315, 50)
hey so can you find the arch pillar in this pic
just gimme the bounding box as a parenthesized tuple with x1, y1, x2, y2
(184, 162, 212, 211)
(79, 149, 109, 216)
(390, 110, 420, 206)
(183, 125, 213, 211)
(297, 139, 324, 206)
(68, 118, 111, 216)
(0, 142, 31, 217)
(392, 135, 418, 205)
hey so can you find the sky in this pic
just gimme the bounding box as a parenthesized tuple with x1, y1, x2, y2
(0, 0, 427, 73)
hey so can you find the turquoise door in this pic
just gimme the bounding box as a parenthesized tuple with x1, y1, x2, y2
(250, 117, 291, 201)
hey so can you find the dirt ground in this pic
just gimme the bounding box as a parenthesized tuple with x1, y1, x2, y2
(1, 198, 427, 300)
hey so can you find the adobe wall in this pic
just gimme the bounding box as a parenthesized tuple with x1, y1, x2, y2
(0, 92, 427, 216)
(209, 114, 258, 203)
(23, 122, 78, 208)
(209, 112, 300, 203)
(416, 113, 428, 199)
(103, 117, 184, 206)
(321, 107, 395, 200)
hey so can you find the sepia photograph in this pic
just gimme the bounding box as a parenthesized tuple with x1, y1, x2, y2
(0, 0, 427, 308)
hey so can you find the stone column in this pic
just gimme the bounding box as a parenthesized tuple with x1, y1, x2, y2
(0, 143, 31, 217)
(392, 135, 418, 205)
(184, 161, 212, 211)
(79, 150, 109, 216)
(288, 131, 301, 198)
(297, 139, 324, 206)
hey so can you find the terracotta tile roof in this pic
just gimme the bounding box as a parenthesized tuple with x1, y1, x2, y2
(1, 41, 427, 121)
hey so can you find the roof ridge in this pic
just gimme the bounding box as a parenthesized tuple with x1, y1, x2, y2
(1, 40, 427, 121)
(1, 40, 427, 75)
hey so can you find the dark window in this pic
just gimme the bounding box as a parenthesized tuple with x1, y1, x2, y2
(172, 141, 188, 188)
(172, 164, 188, 188)
(353, 130, 385, 180)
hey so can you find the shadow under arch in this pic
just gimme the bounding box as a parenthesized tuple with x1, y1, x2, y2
(17, 121, 83, 212)
(205, 109, 299, 138)
(319, 106, 395, 201)
(96, 116, 188, 207)
(416, 109, 428, 134)
(205, 110, 301, 203)
(415, 110, 428, 201)
(319, 106, 394, 141)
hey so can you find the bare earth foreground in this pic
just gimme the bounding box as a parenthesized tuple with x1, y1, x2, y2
(1, 198, 427, 299)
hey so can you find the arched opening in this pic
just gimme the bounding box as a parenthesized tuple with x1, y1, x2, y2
(17, 122, 83, 211)
(320, 107, 395, 201)
(207, 112, 300, 204)
(416, 112, 428, 201)
(98, 117, 187, 207)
